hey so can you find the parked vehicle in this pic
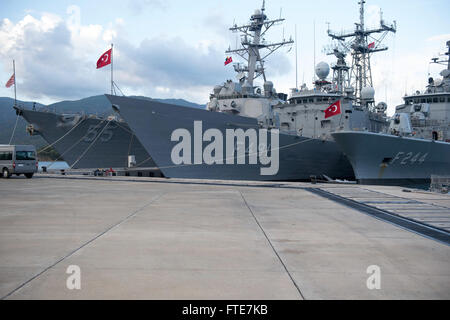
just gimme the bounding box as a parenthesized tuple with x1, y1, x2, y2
(0, 145, 38, 179)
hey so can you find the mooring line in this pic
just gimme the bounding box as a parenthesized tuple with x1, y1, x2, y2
(1, 193, 163, 300)
(239, 191, 306, 300)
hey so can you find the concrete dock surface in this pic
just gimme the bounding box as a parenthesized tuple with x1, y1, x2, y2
(0, 175, 449, 299)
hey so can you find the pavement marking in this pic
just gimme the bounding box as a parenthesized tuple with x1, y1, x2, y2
(1, 193, 164, 300)
(238, 191, 306, 300)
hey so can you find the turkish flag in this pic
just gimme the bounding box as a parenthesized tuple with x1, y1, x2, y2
(324, 100, 341, 119)
(97, 48, 112, 69)
(368, 42, 375, 49)
(224, 56, 232, 66)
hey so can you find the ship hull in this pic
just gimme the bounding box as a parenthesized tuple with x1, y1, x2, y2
(17, 108, 156, 169)
(106, 95, 354, 181)
(332, 131, 450, 185)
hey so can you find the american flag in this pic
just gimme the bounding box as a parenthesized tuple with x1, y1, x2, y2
(5, 74, 15, 88)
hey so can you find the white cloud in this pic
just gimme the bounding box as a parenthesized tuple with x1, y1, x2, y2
(0, 7, 239, 104)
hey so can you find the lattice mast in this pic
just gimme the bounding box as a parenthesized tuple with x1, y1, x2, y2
(226, 1, 293, 88)
(327, 0, 396, 104)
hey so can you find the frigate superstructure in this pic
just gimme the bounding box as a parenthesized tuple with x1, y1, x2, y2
(332, 41, 450, 185)
(274, 0, 396, 142)
(14, 106, 155, 169)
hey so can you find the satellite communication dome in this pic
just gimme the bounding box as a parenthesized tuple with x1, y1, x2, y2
(315, 62, 330, 80)
(361, 87, 375, 100)
(254, 9, 261, 15)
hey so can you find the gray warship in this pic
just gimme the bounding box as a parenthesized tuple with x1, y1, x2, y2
(14, 105, 155, 169)
(107, 1, 395, 181)
(332, 40, 450, 185)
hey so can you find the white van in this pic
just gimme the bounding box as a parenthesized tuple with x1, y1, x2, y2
(0, 145, 38, 179)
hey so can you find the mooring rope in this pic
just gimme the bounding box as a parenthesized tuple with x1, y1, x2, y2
(8, 114, 20, 145)
(38, 117, 86, 154)
(69, 120, 112, 169)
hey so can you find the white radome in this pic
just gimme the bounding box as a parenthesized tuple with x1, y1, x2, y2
(315, 62, 330, 80)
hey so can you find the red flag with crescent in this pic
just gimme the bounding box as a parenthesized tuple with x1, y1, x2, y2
(224, 56, 233, 66)
(324, 100, 341, 119)
(96, 48, 112, 69)
(368, 42, 375, 49)
(5, 73, 15, 88)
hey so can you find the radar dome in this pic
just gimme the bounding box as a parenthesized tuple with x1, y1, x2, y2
(361, 87, 375, 100)
(315, 62, 330, 80)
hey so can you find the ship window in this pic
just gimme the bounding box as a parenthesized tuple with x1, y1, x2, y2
(421, 98, 426, 103)
(427, 98, 432, 103)
(320, 120, 331, 128)
(303, 99, 307, 103)
(440, 97, 445, 102)
(414, 99, 418, 103)
(448, 97, 450, 102)
(433, 97, 438, 103)
(309, 98, 314, 103)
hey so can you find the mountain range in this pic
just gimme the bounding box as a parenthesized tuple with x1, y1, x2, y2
(0, 95, 205, 147)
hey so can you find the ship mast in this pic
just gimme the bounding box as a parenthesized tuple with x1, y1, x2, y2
(327, 0, 396, 105)
(448, 41, 450, 70)
(226, 1, 293, 89)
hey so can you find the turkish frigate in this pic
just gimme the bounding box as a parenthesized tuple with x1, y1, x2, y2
(14, 105, 156, 169)
(106, 1, 395, 181)
(332, 40, 450, 185)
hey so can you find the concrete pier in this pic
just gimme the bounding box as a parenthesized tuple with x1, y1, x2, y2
(0, 175, 449, 299)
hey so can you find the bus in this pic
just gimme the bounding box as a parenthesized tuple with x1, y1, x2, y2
(0, 145, 38, 179)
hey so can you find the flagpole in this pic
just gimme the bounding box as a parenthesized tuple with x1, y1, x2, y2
(111, 43, 113, 95)
(295, 25, 298, 89)
(13, 60, 17, 107)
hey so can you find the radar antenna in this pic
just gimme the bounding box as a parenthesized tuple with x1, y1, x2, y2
(226, 1, 293, 87)
(430, 41, 450, 69)
(326, 0, 396, 105)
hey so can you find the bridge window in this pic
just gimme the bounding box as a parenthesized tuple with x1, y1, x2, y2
(440, 97, 445, 102)
(433, 97, 438, 103)
(421, 98, 426, 103)
(308, 98, 314, 103)
(427, 98, 432, 103)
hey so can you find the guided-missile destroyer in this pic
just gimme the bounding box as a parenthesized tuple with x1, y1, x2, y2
(107, 1, 395, 181)
(14, 106, 155, 169)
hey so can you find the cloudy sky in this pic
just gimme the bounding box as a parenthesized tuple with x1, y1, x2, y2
(1, 0, 449, 114)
